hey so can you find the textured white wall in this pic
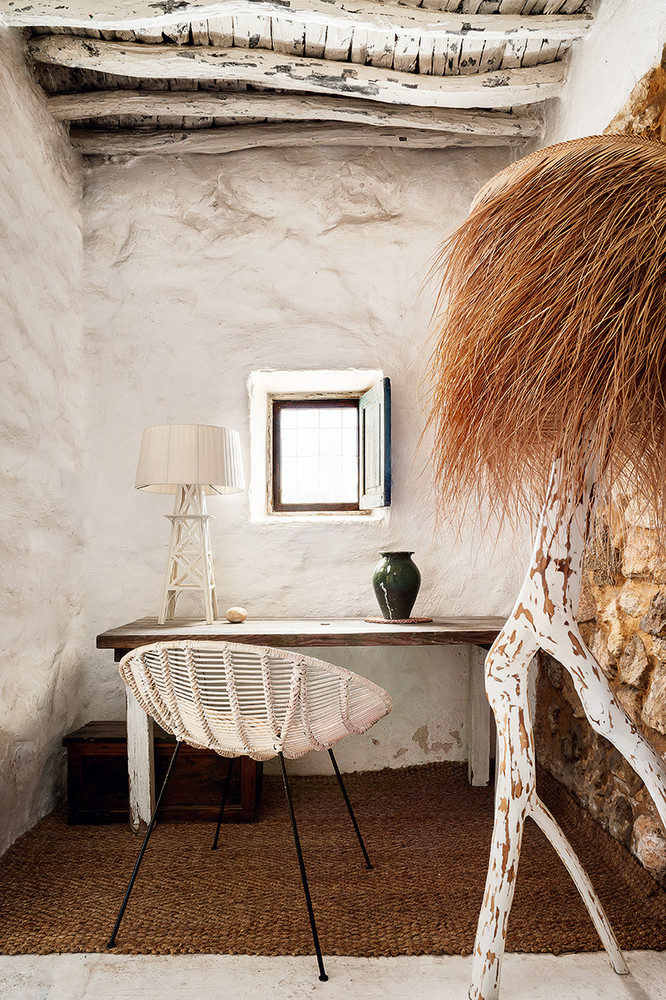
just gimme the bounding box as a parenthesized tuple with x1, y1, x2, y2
(0, 28, 84, 851)
(82, 146, 529, 773)
(543, 0, 666, 143)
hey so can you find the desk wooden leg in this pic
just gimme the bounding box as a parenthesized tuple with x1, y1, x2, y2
(126, 690, 155, 832)
(468, 644, 491, 787)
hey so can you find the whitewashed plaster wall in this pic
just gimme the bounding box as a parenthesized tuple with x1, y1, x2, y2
(82, 146, 530, 774)
(542, 0, 666, 144)
(0, 27, 84, 851)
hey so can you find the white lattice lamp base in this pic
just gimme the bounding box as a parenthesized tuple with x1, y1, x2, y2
(159, 484, 218, 624)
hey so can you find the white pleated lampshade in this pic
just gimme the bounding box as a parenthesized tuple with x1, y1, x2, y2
(135, 424, 245, 495)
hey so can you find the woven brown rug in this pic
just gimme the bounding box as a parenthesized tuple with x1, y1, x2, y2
(0, 763, 664, 957)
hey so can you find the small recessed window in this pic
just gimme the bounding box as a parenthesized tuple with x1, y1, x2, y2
(267, 378, 391, 516)
(273, 399, 360, 512)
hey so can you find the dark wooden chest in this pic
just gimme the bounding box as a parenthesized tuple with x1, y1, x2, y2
(63, 721, 262, 824)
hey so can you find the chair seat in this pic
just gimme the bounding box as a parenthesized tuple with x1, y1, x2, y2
(119, 639, 392, 760)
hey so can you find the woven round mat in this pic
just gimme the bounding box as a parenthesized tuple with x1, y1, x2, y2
(365, 617, 433, 624)
(0, 763, 664, 957)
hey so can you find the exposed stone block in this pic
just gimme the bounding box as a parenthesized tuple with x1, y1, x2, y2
(608, 795, 633, 847)
(642, 662, 666, 735)
(589, 626, 617, 679)
(547, 699, 561, 735)
(624, 496, 662, 529)
(623, 526, 666, 582)
(617, 635, 650, 688)
(605, 58, 666, 144)
(598, 598, 625, 656)
(616, 684, 644, 729)
(543, 653, 563, 690)
(618, 581, 654, 618)
(608, 741, 642, 791)
(562, 668, 585, 718)
(562, 722, 584, 763)
(639, 592, 666, 637)
(651, 637, 666, 662)
(631, 812, 666, 880)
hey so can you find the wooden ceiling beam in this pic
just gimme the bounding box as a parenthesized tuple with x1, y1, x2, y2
(47, 91, 544, 136)
(29, 36, 566, 109)
(7, 1, 591, 39)
(69, 122, 530, 154)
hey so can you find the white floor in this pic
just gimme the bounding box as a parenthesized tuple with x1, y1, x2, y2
(1, 952, 665, 1000)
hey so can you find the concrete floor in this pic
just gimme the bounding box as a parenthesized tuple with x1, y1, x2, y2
(2, 952, 665, 1000)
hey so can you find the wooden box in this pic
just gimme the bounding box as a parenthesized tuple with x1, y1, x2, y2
(63, 721, 262, 824)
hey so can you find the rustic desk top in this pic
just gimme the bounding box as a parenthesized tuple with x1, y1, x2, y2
(97, 616, 504, 657)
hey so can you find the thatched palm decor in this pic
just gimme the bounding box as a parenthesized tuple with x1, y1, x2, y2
(428, 135, 666, 1000)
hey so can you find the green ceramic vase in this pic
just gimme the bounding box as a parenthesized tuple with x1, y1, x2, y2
(372, 551, 421, 620)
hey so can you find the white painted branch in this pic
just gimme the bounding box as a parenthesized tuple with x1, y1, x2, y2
(469, 457, 666, 999)
(529, 798, 628, 975)
(29, 37, 566, 109)
(7, 1, 592, 41)
(48, 90, 544, 136)
(69, 122, 529, 154)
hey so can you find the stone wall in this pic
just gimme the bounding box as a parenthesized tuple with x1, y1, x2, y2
(535, 0, 666, 889)
(536, 503, 666, 884)
(0, 27, 85, 853)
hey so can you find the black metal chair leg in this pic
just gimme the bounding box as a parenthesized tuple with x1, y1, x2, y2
(328, 748, 373, 870)
(278, 753, 328, 983)
(211, 757, 235, 851)
(107, 741, 181, 949)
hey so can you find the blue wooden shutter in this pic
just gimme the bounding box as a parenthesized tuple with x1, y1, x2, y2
(359, 377, 391, 509)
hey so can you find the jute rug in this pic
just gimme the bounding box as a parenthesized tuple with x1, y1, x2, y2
(0, 763, 664, 957)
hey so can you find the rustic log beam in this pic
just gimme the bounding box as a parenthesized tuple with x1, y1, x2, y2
(29, 37, 566, 109)
(69, 122, 530, 154)
(7, 1, 591, 40)
(48, 91, 544, 136)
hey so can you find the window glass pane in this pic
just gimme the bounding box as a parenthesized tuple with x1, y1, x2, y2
(320, 408, 342, 429)
(280, 408, 298, 429)
(281, 429, 297, 457)
(296, 408, 320, 430)
(298, 428, 320, 457)
(277, 403, 358, 505)
(342, 427, 358, 456)
(320, 429, 342, 457)
(281, 456, 297, 485)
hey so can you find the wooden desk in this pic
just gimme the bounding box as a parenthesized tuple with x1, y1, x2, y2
(97, 616, 503, 830)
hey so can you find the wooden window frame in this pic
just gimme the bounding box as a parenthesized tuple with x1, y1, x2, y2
(271, 397, 361, 513)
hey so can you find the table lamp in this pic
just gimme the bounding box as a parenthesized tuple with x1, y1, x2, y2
(135, 424, 244, 624)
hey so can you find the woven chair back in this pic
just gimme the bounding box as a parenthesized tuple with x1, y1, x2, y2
(119, 640, 392, 760)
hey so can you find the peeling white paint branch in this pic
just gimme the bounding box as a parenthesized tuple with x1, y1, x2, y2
(6, 0, 591, 40)
(69, 123, 530, 155)
(50, 92, 544, 135)
(470, 459, 666, 1000)
(29, 37, 566, 109)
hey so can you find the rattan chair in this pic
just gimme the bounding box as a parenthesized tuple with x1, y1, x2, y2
(108, 639, 393, 980)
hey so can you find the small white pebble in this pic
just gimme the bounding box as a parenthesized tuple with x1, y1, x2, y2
(226, 606, 248, 623)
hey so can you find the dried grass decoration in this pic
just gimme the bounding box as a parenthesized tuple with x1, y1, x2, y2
(427, 135, 666, 1000)
(427, 135, 666, 533)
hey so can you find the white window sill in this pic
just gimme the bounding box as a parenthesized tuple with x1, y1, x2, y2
(253, 508, 387, 525)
